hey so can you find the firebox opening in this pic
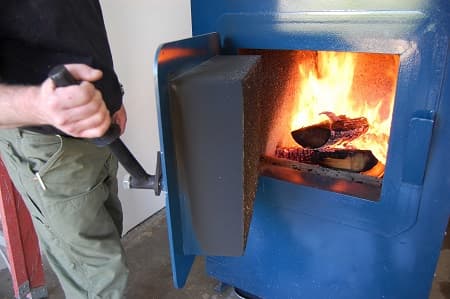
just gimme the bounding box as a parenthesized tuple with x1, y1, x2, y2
(239, 49, 400, 201)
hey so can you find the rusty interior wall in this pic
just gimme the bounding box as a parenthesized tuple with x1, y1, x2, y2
(242, 58, 263, 246)
(239, 49, 317, 156)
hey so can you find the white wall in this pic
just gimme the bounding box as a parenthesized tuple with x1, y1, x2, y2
(100, 1, 192, 233)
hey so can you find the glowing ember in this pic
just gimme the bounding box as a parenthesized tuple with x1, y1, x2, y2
(289, 51, 399, 164)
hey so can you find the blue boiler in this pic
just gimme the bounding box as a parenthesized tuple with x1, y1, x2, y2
(154, 1, 450, 298)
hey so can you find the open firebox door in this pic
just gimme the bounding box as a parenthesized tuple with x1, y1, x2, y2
(154, 32, 402, 287)
(155, 33, 262, 287)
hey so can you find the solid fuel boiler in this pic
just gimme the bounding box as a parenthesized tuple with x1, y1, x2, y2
(154, 1, 450, 298)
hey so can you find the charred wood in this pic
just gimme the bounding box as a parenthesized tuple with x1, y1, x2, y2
(318, 149, 378, 172)
(275, 147, 379, 173)
(261, 155, 382, 187)
(275, 147, 318, 164)
(291, 112, 369, 149)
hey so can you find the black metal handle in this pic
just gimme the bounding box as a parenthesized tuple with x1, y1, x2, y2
(48, 65, 81, 86)
(49, 65, 161, 195)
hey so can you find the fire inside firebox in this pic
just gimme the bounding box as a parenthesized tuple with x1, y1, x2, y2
(242, 49, 400, 200)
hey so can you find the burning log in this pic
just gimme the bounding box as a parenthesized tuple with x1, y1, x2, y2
(275, 147, 318, 164)
(291, 112, 369, 149)
(261, 155, 383, 190)
(318, 149, 378, 172)
(275, 147, 379, 173)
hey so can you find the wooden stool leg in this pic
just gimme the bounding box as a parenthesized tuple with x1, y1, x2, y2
(0, 159, 47, 299)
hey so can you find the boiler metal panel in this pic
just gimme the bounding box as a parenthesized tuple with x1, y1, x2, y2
(154, 33, 221, 288)
(183, 1, 450, 298)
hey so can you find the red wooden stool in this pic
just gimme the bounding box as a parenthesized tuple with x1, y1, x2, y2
(0, 158, 47, 299)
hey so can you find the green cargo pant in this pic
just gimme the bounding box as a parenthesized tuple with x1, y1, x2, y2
(0, 128, 129, 299)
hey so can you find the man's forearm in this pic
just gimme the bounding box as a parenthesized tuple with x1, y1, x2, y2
(0, 84, 41, 128)
(0, 64, 112, 138)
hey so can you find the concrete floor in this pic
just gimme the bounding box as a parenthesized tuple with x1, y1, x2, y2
(0, 209, 449, 299)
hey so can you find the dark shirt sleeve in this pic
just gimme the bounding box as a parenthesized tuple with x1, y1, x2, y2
(0, 0, 123, 115)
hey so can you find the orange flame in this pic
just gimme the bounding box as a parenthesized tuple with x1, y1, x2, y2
(290, 51, 399, 164)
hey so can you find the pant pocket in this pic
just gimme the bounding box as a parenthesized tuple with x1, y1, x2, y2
(20, 131, 111, 201)
(0, 129, 51, 221)
(18, 130, 64, 177)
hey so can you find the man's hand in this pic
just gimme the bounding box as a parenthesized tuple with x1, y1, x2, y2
(32, 64, 111, 138)
(112, 104, 127, 135)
